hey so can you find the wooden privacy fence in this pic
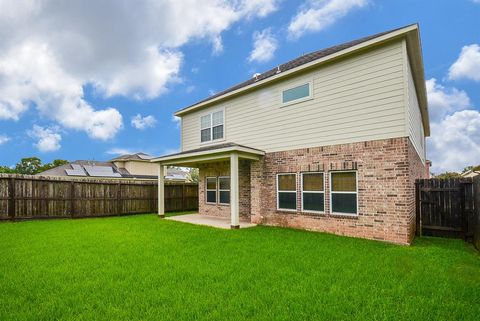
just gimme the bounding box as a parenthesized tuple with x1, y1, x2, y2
(0, 174, 198, 220)
(416, 177, 478, 247)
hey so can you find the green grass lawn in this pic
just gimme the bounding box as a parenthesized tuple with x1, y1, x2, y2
(0, 214, 479, 321)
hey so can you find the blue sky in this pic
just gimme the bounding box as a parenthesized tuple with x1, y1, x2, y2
(0, 0, 479, 173)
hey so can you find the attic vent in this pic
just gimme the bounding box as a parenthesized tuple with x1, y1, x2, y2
(252, 73, 261, 81)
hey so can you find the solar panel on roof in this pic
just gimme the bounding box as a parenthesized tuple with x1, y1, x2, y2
(84, 165, 122, 177)
(66, 164, 87, 176)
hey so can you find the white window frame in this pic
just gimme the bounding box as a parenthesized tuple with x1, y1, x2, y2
(301, 172, 325, 214)
(280, 80, 313, 107)
(199, 108, 225, 144)
(276, 173, 297, 212)
(329, 170, 358, 216)
(218, 176, 230, 206)
(205, 176, 217, 204)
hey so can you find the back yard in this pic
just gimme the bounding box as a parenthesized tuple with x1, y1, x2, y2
(0, 214, 479, 321)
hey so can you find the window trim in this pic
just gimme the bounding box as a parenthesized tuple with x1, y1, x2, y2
(300, 172, 325, 214)
(329, 170, 358, 216)
(276, 173, 297, 212)
(199, 108, 225, 144)
(218, 176, 231, 205)
(205, 176, 217, 204)
(280, 80, 313, 107)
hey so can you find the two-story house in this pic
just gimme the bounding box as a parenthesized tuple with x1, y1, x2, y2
(152, 24, 430, 245)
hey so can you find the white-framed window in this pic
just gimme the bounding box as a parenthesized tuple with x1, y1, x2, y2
(218, 176, 230, 205)
(281, 81, 312, 106)
(277, 173, 297, 211)
(330, 171, 358, 215)
(206, 177, 217, 204)
(301, 172, 325, 213)
(200, 110, 224, 143)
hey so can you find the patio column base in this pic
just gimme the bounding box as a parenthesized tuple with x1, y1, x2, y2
(158, 214, 165, 219)
(230, 225, 240, 229)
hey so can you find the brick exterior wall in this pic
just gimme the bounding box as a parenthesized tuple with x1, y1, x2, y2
(250, 137, 427, 245)
(407, 140, 427, 242)
(194, 137, 426, 245)
(198, 160, 251, 219)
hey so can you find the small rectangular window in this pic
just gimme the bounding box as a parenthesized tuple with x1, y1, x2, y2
(200, 110, 224, 143)
(330, 172, 357, 215)
(302, 173, 324, 213)
(206, 177, 217, 204)
(277, 173, 297, 211)
(282, 83, 310, 104)
(218, 176, 230, 204)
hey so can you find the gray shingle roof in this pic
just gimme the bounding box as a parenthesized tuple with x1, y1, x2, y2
(109, 152, 153, 161)
(177, 24, 416, 114)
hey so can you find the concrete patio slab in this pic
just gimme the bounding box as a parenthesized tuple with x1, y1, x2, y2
(166, 214, 256, 229)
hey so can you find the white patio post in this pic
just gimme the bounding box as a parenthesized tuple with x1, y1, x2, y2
(158, 164, 165, 218)
(230, 152, 240, 229)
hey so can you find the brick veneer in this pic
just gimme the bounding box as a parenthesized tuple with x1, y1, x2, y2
(250, 137, 427, 245)
(198, 160, 251, 218)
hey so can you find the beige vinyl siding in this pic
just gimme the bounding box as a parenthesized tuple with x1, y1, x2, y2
(182, 40, 408, 153)
(405, 45, 426, 163)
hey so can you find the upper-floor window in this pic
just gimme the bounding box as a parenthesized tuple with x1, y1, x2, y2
(282, 83, 311, 105)
(201, 110, 224, 143)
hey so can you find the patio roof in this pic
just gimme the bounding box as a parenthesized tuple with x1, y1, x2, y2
(150, 143, 265, 166)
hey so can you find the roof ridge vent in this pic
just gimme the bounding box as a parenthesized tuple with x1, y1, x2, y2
(276, 66, 281, 74)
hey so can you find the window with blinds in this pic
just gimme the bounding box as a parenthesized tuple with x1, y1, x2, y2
(330, 172, 357, 215)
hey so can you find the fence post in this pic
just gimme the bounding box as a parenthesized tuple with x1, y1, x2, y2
(117, 182, 122, 215)
(8, 177, 15, 220)
(70, 181, 75, 218)
(460, 182, 467, 241)
(415, 181, 420, 236)
(182, 184, 186, 211)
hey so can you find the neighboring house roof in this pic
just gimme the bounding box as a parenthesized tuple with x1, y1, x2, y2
(37, 159, 188, 180)
(461, 170, 480, 178)
(109, 152, 154, 162)
(175, 24, 429, 136)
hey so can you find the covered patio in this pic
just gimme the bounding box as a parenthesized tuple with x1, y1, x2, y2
(151, 143, 265, 229)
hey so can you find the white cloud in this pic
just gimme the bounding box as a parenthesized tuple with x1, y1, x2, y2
(448, 44, 480, 81)
(239, 0, 280, 17)
(106, 148, 135, 155)
(172, 115, 181, 128)
(426, 78, 471, 122)
(425, 77, 479, 173)
(248, 28, 278, 63)
(28, 125, 61, 152)
(131, 114, 157, 130)
(0, 0, 278, 138)
(428, 110, 480, 173)
(0, 134, 10, 145)
(288, 0, 368, 39)
(211, 36, 224, 55)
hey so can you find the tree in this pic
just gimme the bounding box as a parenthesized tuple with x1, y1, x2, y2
(0, 166, 16, 174)
(40, 159, 69, 172)
(186, 168, 199, 183)
(0, 157, 69, 175)
(434, 171, 461, 179)
(14, 157, 43, 175)
(462, 165, 480, 173)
